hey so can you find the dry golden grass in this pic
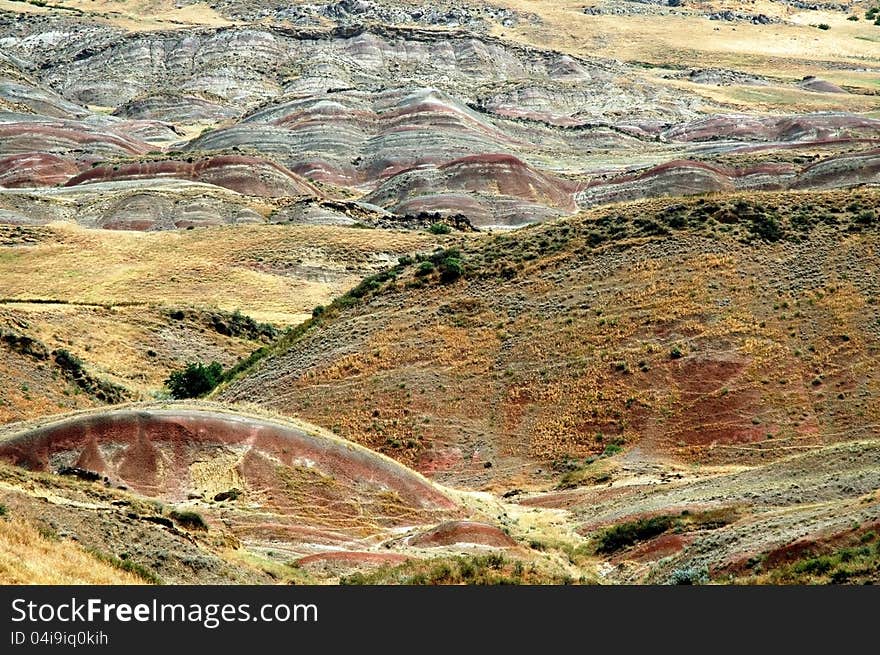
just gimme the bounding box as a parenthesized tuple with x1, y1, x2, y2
(658, 77, 880, 114)
(218, 189, 880, 484)
(494, 0, 880, 98)
(0, 516, 142, 584)
(0, 0, 234, 31)
(0, 222, 447, 325)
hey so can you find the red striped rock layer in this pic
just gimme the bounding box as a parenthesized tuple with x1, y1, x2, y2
(364, 153, 577, 227)
(661, 113, 880, 144)
(577, 150, 880, 208)
(0, 153, 79, 187)
(0, 408, 460, 536)
(65, 155, 321, 198)
(190, 88, 522, 189)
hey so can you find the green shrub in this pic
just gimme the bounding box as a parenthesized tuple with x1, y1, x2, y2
(669, 565, 709, 585)
(54, 348, 84, 371)
(416, 261, 435, 276)
(429, 222, 452, 235)
(169, 510, 208, 531)
(165, 361, 224, 399)
(602, 442, 623, 457)
(817, 23, 830, 30)
(793, 556, 833, 575)
(439, 257, 464, 283)
(593, 516, 675, 554)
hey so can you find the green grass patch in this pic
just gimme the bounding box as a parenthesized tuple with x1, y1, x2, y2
(86, 549, 163, 585)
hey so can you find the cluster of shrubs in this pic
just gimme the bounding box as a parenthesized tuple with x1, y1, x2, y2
(592, 508, 738, 555)
(54, 349, 128, 403)
(412, 248, 465, 283)
(340, 553, 576, 585)
(165, 361, 224, 399)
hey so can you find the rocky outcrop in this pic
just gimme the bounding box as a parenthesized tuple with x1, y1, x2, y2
(577, 150, 880, 207)
(662, 113, 880, 143)
(0, 153, 79, 187)
(365, 153, 576, 227)
(0, 406, 459, 516)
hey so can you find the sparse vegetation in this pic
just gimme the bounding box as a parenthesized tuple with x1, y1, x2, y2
(737, 531, 880, 585)
(3, 0, 880, 588)
(0, 516, 146, 585)
(340, 553, 575, 585)
(669, 565, 709, 585)
(53, 348, 129, 403)
(86, 549, 164, 585)
(168, 510, 209, 532)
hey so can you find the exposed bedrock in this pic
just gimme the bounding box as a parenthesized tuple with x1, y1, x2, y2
(64, 155, 321, 198)
(0, 181, 267, 229)
(662, 113, 880, 144)
(577, 151, 880, 207)
(188, 87, 522, 188)
(364, 153, 577, 227)
(1, 24, 702, 126)
(0, 153, 80, 188)
(0, 408, 459, 513)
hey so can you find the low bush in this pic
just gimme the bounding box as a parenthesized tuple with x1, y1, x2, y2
(169, 510, 208, 531)
(165, 361, 224, 399)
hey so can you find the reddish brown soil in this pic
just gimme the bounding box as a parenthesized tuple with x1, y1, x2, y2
(617, 532, 692, 563)
(0, 153, 80, 187)
(719, 521, 880, 577)
(65, 156, 320, 197)
(0, 408, 457, 514)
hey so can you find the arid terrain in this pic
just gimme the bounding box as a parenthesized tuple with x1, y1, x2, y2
(0, 0, 878, 584)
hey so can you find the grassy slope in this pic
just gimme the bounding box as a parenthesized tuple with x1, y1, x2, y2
(0, 514, 145, 584)
(0, 222, 449, 422)
(219, 188, 880, 489)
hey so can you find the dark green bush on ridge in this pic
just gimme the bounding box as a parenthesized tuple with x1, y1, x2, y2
(165, 361, 224, 399)
(593, 516, 675, 554)
(439, 256, 464, 283)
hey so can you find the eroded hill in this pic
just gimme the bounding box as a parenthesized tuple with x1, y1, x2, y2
(219, 189, 880, 490)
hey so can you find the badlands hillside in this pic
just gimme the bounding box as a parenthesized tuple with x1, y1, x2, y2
(0, 0, 878, 584)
